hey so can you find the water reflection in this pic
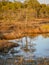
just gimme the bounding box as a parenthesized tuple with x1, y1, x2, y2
(0, 35, 49, 59)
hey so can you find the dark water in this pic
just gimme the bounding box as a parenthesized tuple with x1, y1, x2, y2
(0, 35, 49, 59)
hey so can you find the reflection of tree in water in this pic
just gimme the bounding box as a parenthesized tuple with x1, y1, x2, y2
(21, 37, 36, 53)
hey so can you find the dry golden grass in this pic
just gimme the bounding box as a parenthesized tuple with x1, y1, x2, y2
(0, 19, 49, 39)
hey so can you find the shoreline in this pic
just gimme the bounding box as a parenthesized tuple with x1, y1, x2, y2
(0, 19, 49, 39)
(0, 56, 49, 65)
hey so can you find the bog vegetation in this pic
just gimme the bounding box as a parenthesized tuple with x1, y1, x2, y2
(0, 0, 49, 21)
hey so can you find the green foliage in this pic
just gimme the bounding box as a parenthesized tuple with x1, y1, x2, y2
(24, 0, 40, 8)
(0, 0, 49, 20)
(39, 4, 49, 18)
(14, 2, 24, 9)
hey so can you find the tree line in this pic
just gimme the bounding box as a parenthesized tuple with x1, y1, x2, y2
(0, 0, 49, 21)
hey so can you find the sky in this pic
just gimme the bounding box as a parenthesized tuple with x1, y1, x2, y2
(16, 0, 49, 4)
(38, 0, 49, 4)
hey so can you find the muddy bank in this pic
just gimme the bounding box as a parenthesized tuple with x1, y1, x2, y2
(0, 40, 19, 53)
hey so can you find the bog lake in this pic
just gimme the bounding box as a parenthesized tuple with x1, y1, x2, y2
(0, 35, 49, 59)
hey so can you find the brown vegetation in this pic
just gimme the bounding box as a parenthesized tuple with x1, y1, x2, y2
(0, 0, 49, 39)
(0, 40, 19, 53)
(0, 19, 49, 39)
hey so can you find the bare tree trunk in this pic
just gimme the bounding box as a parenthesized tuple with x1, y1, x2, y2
(26, 37, 28, 50)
